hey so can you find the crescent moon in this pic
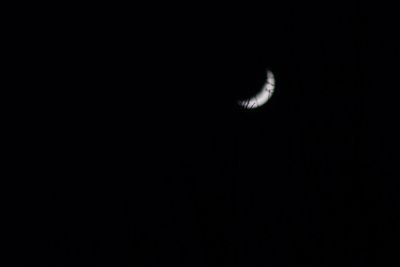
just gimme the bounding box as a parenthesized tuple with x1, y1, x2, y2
(238, 70, 275, 109)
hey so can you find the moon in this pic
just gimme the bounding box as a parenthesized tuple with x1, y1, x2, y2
(238, 70, 275, 109)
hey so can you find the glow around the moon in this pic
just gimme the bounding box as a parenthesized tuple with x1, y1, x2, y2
(238, 70, 275, 109)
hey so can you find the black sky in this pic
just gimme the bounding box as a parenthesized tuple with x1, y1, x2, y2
(29, 2, 400, 266)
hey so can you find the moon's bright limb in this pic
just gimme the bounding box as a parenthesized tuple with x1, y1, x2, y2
(238, 70, 275, 109)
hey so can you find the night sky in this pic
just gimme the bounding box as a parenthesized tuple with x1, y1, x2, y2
(27, 2, 400, 267)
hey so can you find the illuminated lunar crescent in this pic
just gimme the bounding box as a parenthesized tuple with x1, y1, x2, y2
(238, 70, 275, 109)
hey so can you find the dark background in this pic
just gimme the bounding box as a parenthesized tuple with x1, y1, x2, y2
(25, 2, 400, 266)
